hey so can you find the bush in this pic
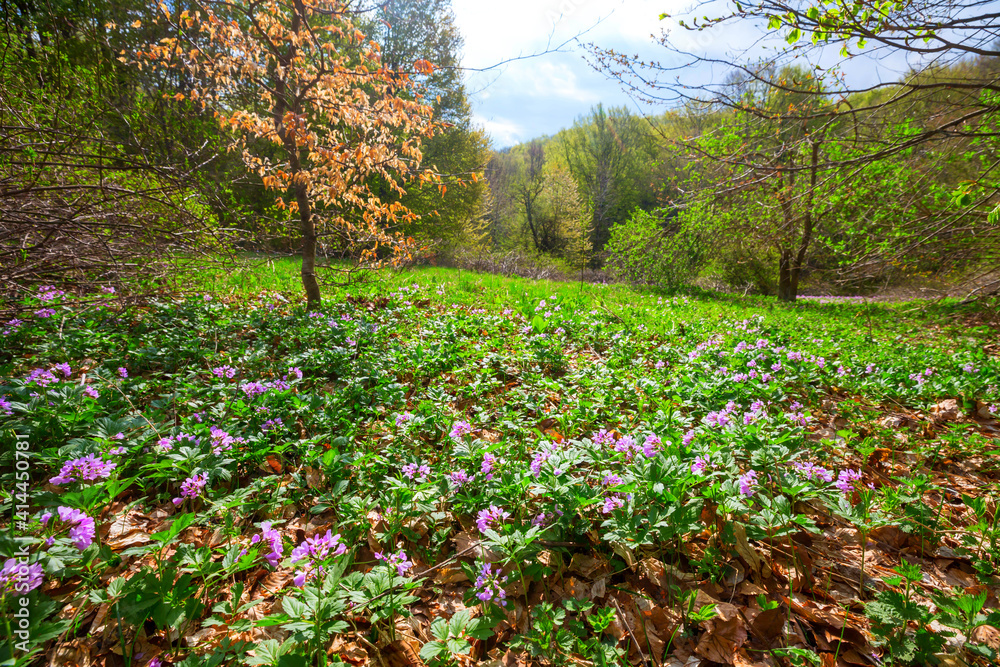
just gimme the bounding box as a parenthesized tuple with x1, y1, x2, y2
(605, 208, 707, 288)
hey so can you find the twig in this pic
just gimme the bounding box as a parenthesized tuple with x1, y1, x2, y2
(611, 596, 649, 665)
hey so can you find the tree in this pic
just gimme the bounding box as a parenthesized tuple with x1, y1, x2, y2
(515, 140, 549, 253)
(138, 0, 439, 307)
(369, 0, 489, 254)
(561, 105, 657, 255)
(590, 0, 1000, 297)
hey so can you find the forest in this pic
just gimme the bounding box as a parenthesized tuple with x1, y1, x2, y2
(3, 0, 1000, 666)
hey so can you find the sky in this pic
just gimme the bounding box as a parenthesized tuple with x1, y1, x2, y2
(450, 0, 920, 148)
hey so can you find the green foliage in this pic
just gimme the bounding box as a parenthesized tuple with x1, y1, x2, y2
(605, 207, 707, 288)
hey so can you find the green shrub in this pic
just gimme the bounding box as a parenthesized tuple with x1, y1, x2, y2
(605, 207, 706, 288)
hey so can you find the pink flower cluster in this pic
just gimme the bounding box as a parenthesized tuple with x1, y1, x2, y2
(375, 549, 413, 577)
(251, 521, 284, 567)
(172, 473, 208, 505)
(476, 505, 510, 533)
(0, 558, 44, 594)
(473, 562, 508, 606)
(50, 454, 117, 485)
(46, 506, 97, 550)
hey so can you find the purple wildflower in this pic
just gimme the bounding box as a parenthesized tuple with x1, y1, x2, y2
(738, 470, 758, 498)
(257, 521, 284, 567)
(55, 362, 71, 377)
(449, 470, 473, 488)
(481, 452, 497, 480)
(642, 435, 661, 458)
(476, 505, 510, 533)
(56, 506, 97, 550)
(0, 559, 44, 594)
(34, 308, 56, 318)
(601, 495, 625, 514)
(212, 365, 237, 379)
(402, 462, 431, 481)
(473, 562, 508, 606)
(450, 420, 473, 439)
(290, 529, 347, 564)
(794, 461, 834, 482)
(375, 549, 413, 577)
(50, 454, 117, 485)
(691, 456, 710, 475)
(172, 473, 208, 505)
(834, 469, 863, 494)
(83, 386, 99, 399)
(118, 367, 128, 379)
(26, 368, 58, 387)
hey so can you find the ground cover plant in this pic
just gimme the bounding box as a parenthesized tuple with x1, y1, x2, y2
(2, 268, 1000, 667)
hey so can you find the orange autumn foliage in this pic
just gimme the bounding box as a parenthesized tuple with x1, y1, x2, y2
(134, 0, 442, 305)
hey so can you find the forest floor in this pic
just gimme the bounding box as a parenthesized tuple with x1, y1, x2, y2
(2, 265, 1000, 667)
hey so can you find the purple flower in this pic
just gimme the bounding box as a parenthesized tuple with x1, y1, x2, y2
(787, 351, 803, 362)
(642, 435, 661, 458)
(293, 561, 323, 587)
(480, 452, 497, 480)
(50, 454, 117, 485)
(395, 411, 414, 427)
(450, 420, 473, 439)
(111, 432, 125, 440)
(241, 381, 267, 397)
(476, 505, 510, 533)
(473, 562, 508, 606)
(26, 368, 58, 387)
(691, 456, 710, 475)
(794, 462, 834, 483)
(962, 363, 977, 373)
(147, 657, 162, 667)
(738, 470, 758, 498)
(0, 558, 44, 594)
(601, 495, 625, 514)
(118, 367, 128, 379)
(172, 473, 208, 505)
(34, 308, 56, 318)
(40, 511, 52, 525)
(258, 522, 284, 567)
(682, 430, 696, 446)
(83, 386, 99, 399)
(260, 418, 283, 433)
(212, 365, 237, 379)
(289, 367, 303, 380)
(0, 396, 12, 416)
(375, 549, 413, 577)
(56, 506, 97, 550)
(101, 286, 116, 295)
(592, 429, 616, 447)
(449, 470, 473, 488)
(109, 446, 126, 455)
(402, 462, 431, 481)
(290, 529, 347, 564)
(55, 362, 71, 377)
(602, 473, 624, 487)
(834, 469, 863, 494)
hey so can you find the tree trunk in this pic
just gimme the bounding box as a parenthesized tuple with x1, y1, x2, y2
(778, 248, 794, 301)
(296, 182, 321, 309)
(787, 140, 822, 303)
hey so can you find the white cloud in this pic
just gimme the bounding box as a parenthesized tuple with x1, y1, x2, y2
(474, 116, 525, 147)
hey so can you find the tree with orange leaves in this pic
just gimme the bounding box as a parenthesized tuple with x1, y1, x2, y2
(136, 0, 440, 306)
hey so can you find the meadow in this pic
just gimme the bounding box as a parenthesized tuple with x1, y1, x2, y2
(2, 264, 1000, 667)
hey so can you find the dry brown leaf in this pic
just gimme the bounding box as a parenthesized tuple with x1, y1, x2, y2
(734, 523, 772, 580)
(695, 614, 748, 664)
(47, 640, 93, 667)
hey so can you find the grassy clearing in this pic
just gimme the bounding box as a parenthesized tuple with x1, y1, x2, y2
(2, 269, 999, 667)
